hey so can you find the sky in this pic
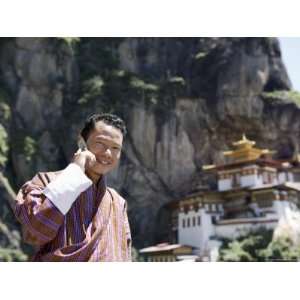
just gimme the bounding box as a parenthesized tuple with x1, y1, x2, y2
(278, 37, 300, 92)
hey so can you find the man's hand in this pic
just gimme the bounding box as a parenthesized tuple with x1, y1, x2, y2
(72, 149, 96, 172)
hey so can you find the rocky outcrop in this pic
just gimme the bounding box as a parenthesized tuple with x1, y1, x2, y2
(0, 37, 298, 251)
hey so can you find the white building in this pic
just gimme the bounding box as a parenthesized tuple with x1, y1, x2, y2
(140, 135, 300, 261)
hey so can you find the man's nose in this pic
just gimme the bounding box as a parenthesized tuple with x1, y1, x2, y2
(103, 147, 112, 158)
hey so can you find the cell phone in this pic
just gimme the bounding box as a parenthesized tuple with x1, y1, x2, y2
(77, 135, 88, 151)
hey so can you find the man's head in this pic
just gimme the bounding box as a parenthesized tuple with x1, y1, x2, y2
(80, 113, 126, 177)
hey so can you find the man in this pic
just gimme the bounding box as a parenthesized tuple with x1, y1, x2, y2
(14, 113, 132, 261)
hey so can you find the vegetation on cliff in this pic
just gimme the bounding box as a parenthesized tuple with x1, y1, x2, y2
(262, 90, 300, 107)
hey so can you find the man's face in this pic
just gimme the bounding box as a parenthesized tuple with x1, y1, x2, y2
(86, 121, 123, 176)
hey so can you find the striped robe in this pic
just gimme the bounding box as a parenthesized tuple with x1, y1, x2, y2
(14, 171, 132, 262)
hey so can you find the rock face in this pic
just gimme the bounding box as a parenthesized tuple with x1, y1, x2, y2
(0, 172, 28, 261)
(0, 37, 298, 251)
(0, 38, 77, 187)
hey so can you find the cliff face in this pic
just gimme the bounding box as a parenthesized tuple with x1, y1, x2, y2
(0, 37, 298, 252)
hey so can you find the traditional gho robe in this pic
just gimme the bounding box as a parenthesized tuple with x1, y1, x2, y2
(14, 163, 132, 262)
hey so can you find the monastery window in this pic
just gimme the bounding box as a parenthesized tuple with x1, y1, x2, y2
(263, 172, 269, 184)
(212, 216, 217, 225)
(267, 173, 272, 183)
(182, 219, 185, 228)
(197, 216, 201, 225)
(193, 203, 199, 212)
(187, 218, 190, 227)
(232, 173, 241, 187)
(211, 204, 216, 212)
(192, 216, 196, 226)
(184, 205, 189, 214)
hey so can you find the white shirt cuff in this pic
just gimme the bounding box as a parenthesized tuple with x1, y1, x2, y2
(43, 163, 93, 215)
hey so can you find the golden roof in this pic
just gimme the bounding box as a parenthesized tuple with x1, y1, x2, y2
(223, 134, 272, 162)
(202, 134, 275, 171)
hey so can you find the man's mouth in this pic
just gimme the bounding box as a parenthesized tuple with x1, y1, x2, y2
(97, 159, 111, 166)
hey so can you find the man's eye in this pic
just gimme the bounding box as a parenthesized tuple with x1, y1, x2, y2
(95, 142, 105, 147)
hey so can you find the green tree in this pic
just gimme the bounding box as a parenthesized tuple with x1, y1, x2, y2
(218, 228, 300, 262)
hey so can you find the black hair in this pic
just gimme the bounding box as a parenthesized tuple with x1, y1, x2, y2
(80, 113, 127, 141)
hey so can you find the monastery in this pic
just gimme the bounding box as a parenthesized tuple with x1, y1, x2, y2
(139, 135, 300, 261)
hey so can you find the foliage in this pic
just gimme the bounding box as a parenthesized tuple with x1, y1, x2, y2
(0, 247, 27, 262)
(23, 136, 37, 162)
(78, 76, 104, 104)
(261, 90, 300, 107)
(0, 221, 28, 261)
(220, 240, 253, 261)
(131, 246, 145, 262)
(56, 37, 80, 48)
(0, 87, 11, 122)
(168, 76, 186, 85)
(219, 228, 300, 261)
(130, 77, 159, 92)
(0, 102, 11, 121)
(258, 237, 300, 261)
(194, 52, 207, 60)
(131, 247, 139, 261)
(0, 124, 8, 167)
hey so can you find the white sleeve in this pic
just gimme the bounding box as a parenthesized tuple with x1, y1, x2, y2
(43, 163, 93, 215)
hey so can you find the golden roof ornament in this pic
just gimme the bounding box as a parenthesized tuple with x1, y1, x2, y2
(223, 134, 272, 162)
(232, 133, 255, 147)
